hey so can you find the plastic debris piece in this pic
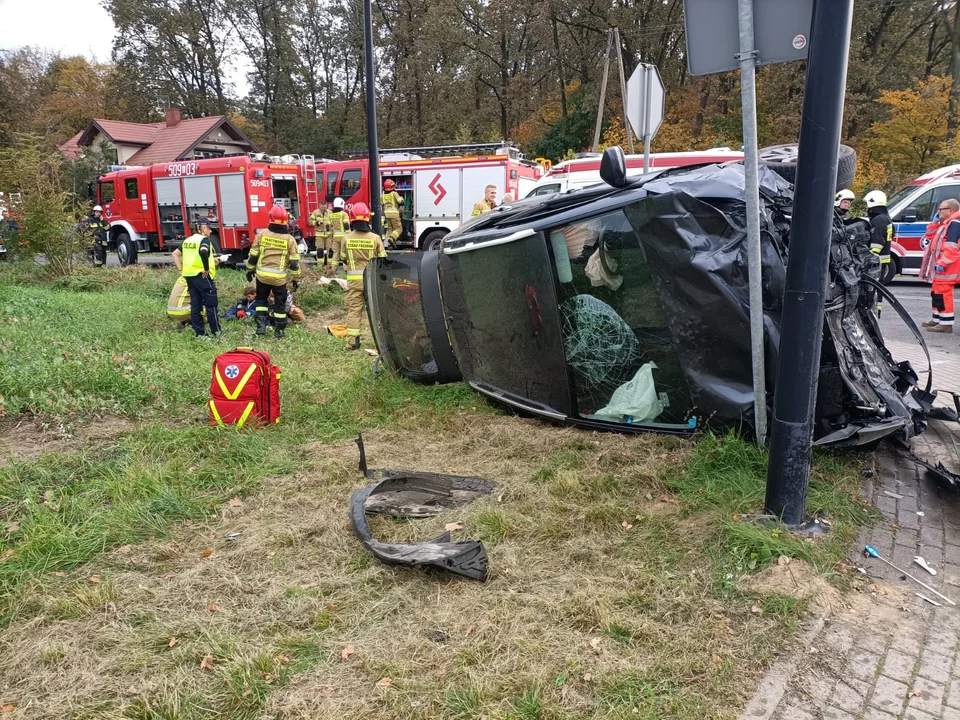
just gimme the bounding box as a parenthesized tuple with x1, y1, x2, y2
(914, 556, 937, 576)
(915, 593, 942, 607)
(883, 490, 905, 499)
(225, 532, 241, 541)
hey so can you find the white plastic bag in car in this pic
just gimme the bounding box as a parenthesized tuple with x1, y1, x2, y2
(594, 362, 663, 422)
(585, 248, 623, 291)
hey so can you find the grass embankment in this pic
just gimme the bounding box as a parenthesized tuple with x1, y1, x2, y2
(0, 263, 872, 719)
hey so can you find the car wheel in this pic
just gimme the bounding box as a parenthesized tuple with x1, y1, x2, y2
(881, 257, 899, 286)
(758, 143, 857, 193)
(116, 232, 138, 266)
(423, 230, 447, 251)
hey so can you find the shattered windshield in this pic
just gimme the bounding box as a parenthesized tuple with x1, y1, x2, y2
(547, 209, 693, 429)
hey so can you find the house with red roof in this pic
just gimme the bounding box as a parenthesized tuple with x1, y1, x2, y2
(58, 109, 259, 165)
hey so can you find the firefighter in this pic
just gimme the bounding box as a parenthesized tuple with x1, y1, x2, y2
(381, 179, 404, 247)
(328, 197, 351, 273)
(834, 189, 855, 220)
(86, 205, 110, 267)
(175, 219, 221, 337)
(864, 190, 894, 308)
(245, 204, 301, 339)
(309, 200, 333, 275)
(341, 202, 386, 350)
(471, 185, 497, 217)
(920, 198, 960, 333)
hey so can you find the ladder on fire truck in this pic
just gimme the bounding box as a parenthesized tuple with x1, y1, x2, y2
(300, 155, 320, 212)
(341, 142, 529, 161)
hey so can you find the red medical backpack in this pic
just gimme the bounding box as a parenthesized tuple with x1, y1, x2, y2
(208, 348, 281, 427)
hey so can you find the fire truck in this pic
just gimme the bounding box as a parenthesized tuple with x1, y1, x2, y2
(96, 154, 325, 265)
(323, 142, 544, 250)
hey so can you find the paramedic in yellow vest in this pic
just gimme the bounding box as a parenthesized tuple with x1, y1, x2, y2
(309, 200, 333, 275)
(328, 197, 351, 273)
(245, 204, 302, 339)
(342, 202, 386, 350)
(381, 178, 404, 246)
(176, 219, 221, 337)
(471, 184, 497, 216)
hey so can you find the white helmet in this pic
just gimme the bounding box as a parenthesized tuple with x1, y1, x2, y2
(864, 190, 887, 208)
(93, 205, 103, 212)
(834, 189, 855, 206)
(333, 197, 345, 210)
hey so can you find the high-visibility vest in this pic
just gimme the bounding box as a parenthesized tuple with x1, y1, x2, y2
(181, 233, 215, 279)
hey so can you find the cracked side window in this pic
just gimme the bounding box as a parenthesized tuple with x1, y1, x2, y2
(547, 209, 693, 429)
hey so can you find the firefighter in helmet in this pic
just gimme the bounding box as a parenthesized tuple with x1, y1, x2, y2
(245, 204, 302, 339)
(865, 190, 894, 290)
(328, 197, 351, 273)
(86, 204, 110, 267)
(341, 202, 386, 350)
(309, 200, 333, 276)
(381, 178, 404, 247)
(834, 189, 855, 221)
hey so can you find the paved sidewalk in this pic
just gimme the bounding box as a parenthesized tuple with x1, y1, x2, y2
(740, 420, 960, 720)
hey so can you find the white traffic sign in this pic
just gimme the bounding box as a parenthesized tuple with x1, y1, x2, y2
(626, 64, 665, 143)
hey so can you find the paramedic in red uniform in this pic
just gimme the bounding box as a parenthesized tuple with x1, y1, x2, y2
(921, 198, 960, 334)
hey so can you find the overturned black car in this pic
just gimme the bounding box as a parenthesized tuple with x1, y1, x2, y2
(365, 149, 936, 448)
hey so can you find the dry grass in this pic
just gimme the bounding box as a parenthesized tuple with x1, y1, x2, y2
(0, 415, 826, 720)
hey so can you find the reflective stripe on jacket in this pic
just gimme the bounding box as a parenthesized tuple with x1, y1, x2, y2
(930, 214, 960, 283)
(167, 275, 191, 319)
(330, 211, 350, 237)
(246, 228, 300, 286)
(343, 230, 387, 282)
(382, 191, 402, 215)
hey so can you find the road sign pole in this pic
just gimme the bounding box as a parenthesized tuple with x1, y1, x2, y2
(737, 0, 767, 446)
(363, 0, 382, 235)
(765, 0, 854, 526)
(643, 66, 652, 172)
(614, 28, 635, 154)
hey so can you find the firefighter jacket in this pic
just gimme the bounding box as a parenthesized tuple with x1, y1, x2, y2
(868, 206, 893, 262)
(309, 208, 331, 234)
(329, 210, 351, 262)
(246, 224, 301, 286)
(381, 191, 403, 216)
(471, 198, 496, 217)
(343, 229, 387, 284)
(921, 211, 960, 284)
(86, 214, 109, 244)
(181, 232, 216, 279)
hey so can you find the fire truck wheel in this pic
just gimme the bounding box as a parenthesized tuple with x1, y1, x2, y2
(116, 232, 138, 266)
(423, 230, 447, 252)
(758, 143, 857, 193)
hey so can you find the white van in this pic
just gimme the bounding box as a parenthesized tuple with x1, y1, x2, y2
(525, 148, 745, 198)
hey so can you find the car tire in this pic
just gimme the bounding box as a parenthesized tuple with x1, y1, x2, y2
(881, 256, 899, 286)
(758, 143, 857, 193)
(423, 230, 447, 252)
(116, 232, 138, 266)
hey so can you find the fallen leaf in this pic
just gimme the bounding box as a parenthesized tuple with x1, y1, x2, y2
(340, 645, 356, 661)
(910, 688, 923, 697)
(274, 654, 290, 665)
(89, 576, 101, 584)
(207, 602, 219, 613)
(712, 655, 722, 666)
(228, 497, 243, 508)
(465, 624, 476, 636)
(168, 637, 179, 648)
(444, 522, 464, 532)
(200, 655, 215, 670)
(117, 545, 132, 555)
(200, 547, 213, 559)
(375, 677, 392, 687)
(0, 705, 14, 713)
(657, 494, 678, 504)
(50, 571, 63, 577)
(0, 550, 16, 563)
(732, 513, 742, 521)
(188, 466, 197, 473)
(6, 524, 19, 533)
(590, 637, 602, 651)
(621, 521, 634, 530)
(242, 688, 252, 698)
(750, 603, 763, 614)
(583, 672, 593, 682)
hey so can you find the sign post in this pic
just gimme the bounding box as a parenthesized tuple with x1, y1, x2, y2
(625, 64, 664, 173)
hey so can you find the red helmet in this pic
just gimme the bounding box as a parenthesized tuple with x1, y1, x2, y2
(269, 204, 289, 223)
(384, 179, 395, 191)
(351, 202, 371, 221)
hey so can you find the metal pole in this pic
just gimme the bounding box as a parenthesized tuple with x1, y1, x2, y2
(363, 0, 382, 236)
(614, 28, 635, 154)
(765, 0, 854, 526)
(643, 66, 652, 172)
(592, 30, 613, 153)
(737, 0, 767, 446)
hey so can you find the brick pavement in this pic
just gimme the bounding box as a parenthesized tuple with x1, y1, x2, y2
(740, 419, 960, 720)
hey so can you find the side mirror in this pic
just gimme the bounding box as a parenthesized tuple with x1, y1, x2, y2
(900, 207, 918, 223)
(600, 146, 628, 189)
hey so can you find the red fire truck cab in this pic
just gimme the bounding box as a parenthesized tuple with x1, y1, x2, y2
(96, 154, 324, 265)
(323, 143, 543, 251)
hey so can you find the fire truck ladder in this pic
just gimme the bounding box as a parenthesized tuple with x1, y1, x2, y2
(341, 142, 526, 160)
(301, 155, 320, 211)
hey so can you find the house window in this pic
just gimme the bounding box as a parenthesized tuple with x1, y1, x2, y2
(125, 178, 139, 200)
